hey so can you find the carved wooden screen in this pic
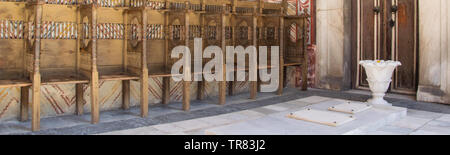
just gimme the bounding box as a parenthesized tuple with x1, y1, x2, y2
(167, 12, 186, 70)
(188, 3, 202, 74)
(284, 17, 307, 66)
(234, 16, 253, 69)
(79, 4, 95, 79)
(202, 14, 222, 70)
(260, 16, 281, 67)
(126, 9, 145, 76)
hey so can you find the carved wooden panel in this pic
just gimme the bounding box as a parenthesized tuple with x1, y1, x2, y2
(284, 17, 306, 65)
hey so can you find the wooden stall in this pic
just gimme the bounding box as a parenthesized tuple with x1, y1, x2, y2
(257, 1, 282, 93)
(78, 0, 150, 121)
(32, 1, 88, 131)
(138, 0, 170, 106)
(164, 0, 192, 110)
(125, 2, 150, 117)
(0, 0, 308, 131)
(283, 14, 308, 90)
(0, 1, 32, 127)
(228, 0, 258, 99)
(199, 0, 231, 104)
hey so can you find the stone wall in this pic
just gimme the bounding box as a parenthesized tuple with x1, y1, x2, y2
(417, 0, 450, 104)
(315, 0, 352, 90)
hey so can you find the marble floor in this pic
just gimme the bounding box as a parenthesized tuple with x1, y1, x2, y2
(1, 88, 449, 135)
(100, 96, 450, 135)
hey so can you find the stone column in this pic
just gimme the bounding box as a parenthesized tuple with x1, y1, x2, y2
(315, 0, 352, 90)
(417, 0, 449, 104)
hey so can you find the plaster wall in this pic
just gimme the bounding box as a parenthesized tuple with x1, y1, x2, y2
(417, 0, 450, 104)
(315, 0, 352, 90)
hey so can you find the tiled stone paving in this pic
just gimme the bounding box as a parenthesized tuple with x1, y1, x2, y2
(0, 88, 449, 135)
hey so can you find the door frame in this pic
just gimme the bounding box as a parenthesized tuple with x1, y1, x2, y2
(350, 0, 419, 94)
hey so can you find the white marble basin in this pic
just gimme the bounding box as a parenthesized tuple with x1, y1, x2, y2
(360, 60, 401, 105)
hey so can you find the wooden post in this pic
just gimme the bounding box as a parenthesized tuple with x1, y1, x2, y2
(228, 80, 235, 96)
(183, 81, 191, 111)
(20, 87, 29, 122)
(183, 4, 191, 111)
(75, 5, 84, 115)
(197, 13, 205, 101)
(162, 77, 170, 104)
(90, 6, 100, 124)
(76, 5, 81, 75)
(219, 10, 227, 105)
(90, 72, 99, 124)
(31, 73, 41, 131)
(232, 0, 237, 13)
(141, 73, 149, 117)
(162, 8, 170, 105)
(123, 9, 128, 74)
(257, 0, 263, 93)
(197, 80, 204, 100)
(31, 2, 43, 132)
(140, 9, 149, 117)
(76, 84, 84, 115)
(122, 9, 130, 110)
(301, 18, 308, 91)
(228, 14, 236, 96)
(22, 2, 28, 80)
(122, 80, 130, 110)
(250, 11, 258, 100)
(278, 8, 285, 95)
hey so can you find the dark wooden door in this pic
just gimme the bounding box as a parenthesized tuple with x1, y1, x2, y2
(355, 0, 418, 94)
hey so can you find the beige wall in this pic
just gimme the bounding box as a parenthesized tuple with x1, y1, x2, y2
(417, 0, 450, 104)
(315, 0, 352, 90)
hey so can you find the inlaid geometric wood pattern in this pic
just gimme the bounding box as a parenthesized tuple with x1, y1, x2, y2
(203, 81, 220, 99)
(39, 21, 78, 39)
(0, 88, 20, 121)
(169, 80, 197, 102)
(130, 77, 163, 106)
(40, 84, 77, 116)
(45, 0, 78, 5)
(234, 73, 250, 95)
(0, 20, 24, 39)
(129, 0, 166, 9)
(80, 81, 123, 113)
(82, 0, 126, 7)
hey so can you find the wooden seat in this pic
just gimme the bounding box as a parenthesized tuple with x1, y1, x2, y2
(284, 61, 304, 67)
(0, 79, 32, 88)
(42, 73, 89, 85)
(99, 73, 140, 81)
(148, 66, 182, 77)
